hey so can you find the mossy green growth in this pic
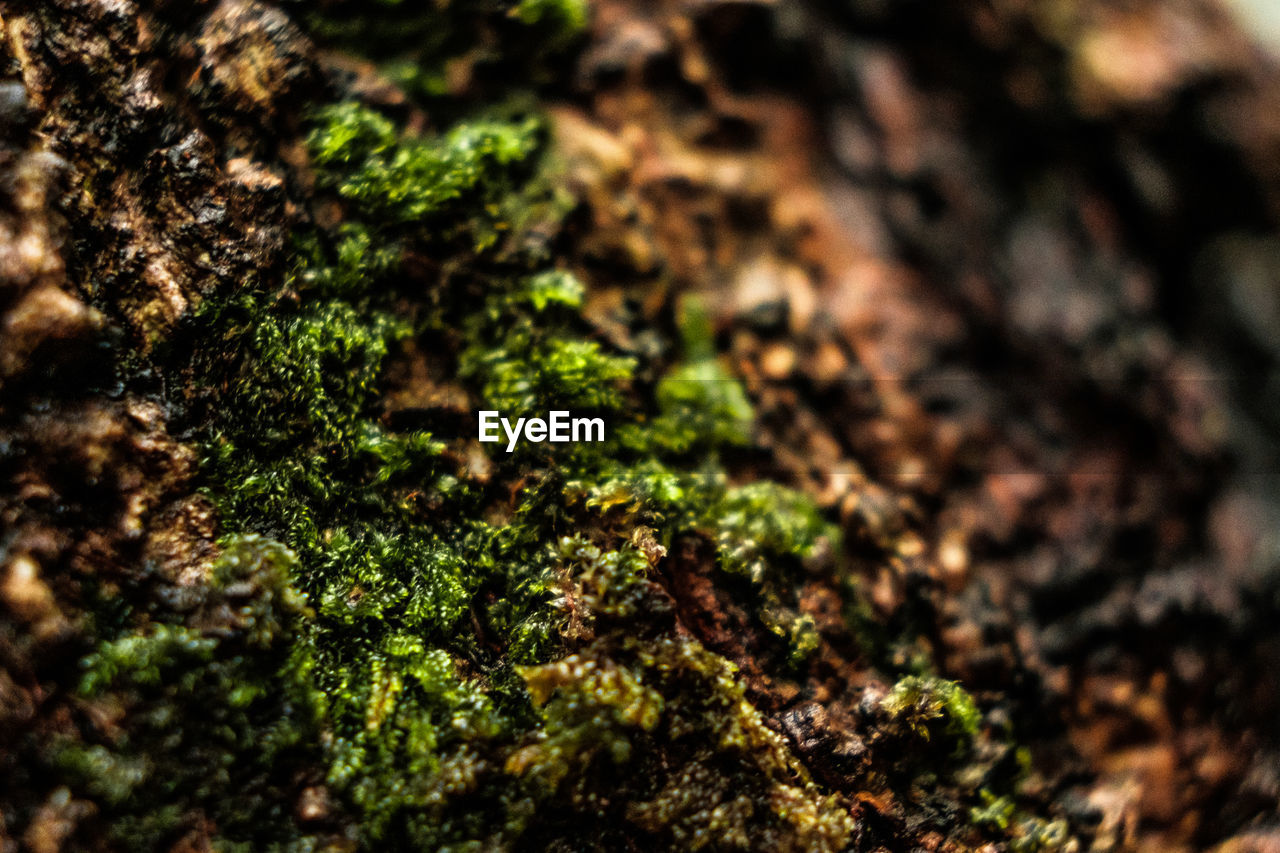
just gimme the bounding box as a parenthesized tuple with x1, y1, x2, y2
(58, 42, 1068, 851)
(177, 89, 858, 846)
(970, 788, 1017, 832)
(871, 677, 1066, 850)
(513, 635, 854, 850)
(460, 317, 636, 416)
(325, 640, 505, 842)
(714, 481, 832, 581)
(513, 0, 589, 33)
(537, 297, 836, 669)
(572, 424, 834, 671)
(522, 268, 585, 311)
(181, 99, 577, 847)
(882, 674, 982, 753)
(313, 108, 539, 222)
(41, 1, 1079, 846)
(1010, 817, 1074, 852)
(305, 0, 589, 103)
(617, 300, 753, 455)
(310, 102, 542, 253)
(971, 791, 1073, 853)
(57, 536, 321, 849)
(508, 540, 853, 850)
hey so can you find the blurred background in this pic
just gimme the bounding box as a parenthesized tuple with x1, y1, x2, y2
(1227, 0, 1280, 53)
(563, 1, 1280, 847)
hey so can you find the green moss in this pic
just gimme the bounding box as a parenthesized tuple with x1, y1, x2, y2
(514, 634, 854, 850)
(305, 0, 590, 103)
(179, 91, 858, 844)
(460, 324, 636, 415)
(513, 0, 589, 34)
(970, 788, 1016, 832)
(0, 0, 1089, 845)
(522, 268, 585, 311)
(59, 4, 1057, 848)
(1010, 817, 1073, 852)
(972, 791, 1073, 853)
(309, 102, 542, 253)
(616, 300, 753, 455)
(325, 642, 504, 842)
(620, 360, 754, 454)
(504, 544, 852, 847)
(59, 536, 321, 849)
(317, 111, 540, 221)
(882, 674, 982, 751)
(307, 101, 397, 168)
(714, 482, 833, 581)
(37, 8, 1075, 846)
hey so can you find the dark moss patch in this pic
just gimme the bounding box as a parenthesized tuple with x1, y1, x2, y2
(304, 0, 589, 105)
(55, 536, 323, 850)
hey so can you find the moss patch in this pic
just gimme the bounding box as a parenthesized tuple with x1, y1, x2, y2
(160, 56, 855, 846)
(56, 536, 321, 849)
(55, 3, 1065, 850)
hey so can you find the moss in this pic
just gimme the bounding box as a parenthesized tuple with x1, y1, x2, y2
(315, 109, 540, 222)
(522, 268, 585, 311)
(617, 300, 753, 455)
(179, 90, 859, 844)
(713, 482, 833, 581)
(305, 0, 590, 103)
(512, 0, 589, 35)
(971, 791, 1073, 852)
(968, 789, 1071, 852)
(970, 788, 1017, 832)
(502, 539, 852, 848)
(324, 643, 505, 842)
(871, 675, 1072, 850)
(881, 674, 982, 754)
(52, 3, 1060, 848)
(1010, 817, 1073, 852)
(460, 321, 636, 416)
(1, 0, 1090, 847)
(308, 102, 543, 254)
(617, 359, 755, 454)
(514, 634, 854, 851)
(58, 536, 322, 848)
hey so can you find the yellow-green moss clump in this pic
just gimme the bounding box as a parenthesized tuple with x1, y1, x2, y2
(154, 82, 855, 845)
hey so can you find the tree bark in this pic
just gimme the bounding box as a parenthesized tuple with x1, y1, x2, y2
(3, 0, 1280, 850)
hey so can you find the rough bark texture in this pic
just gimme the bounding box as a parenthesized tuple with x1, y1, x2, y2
(3, 0, 1280, 851)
